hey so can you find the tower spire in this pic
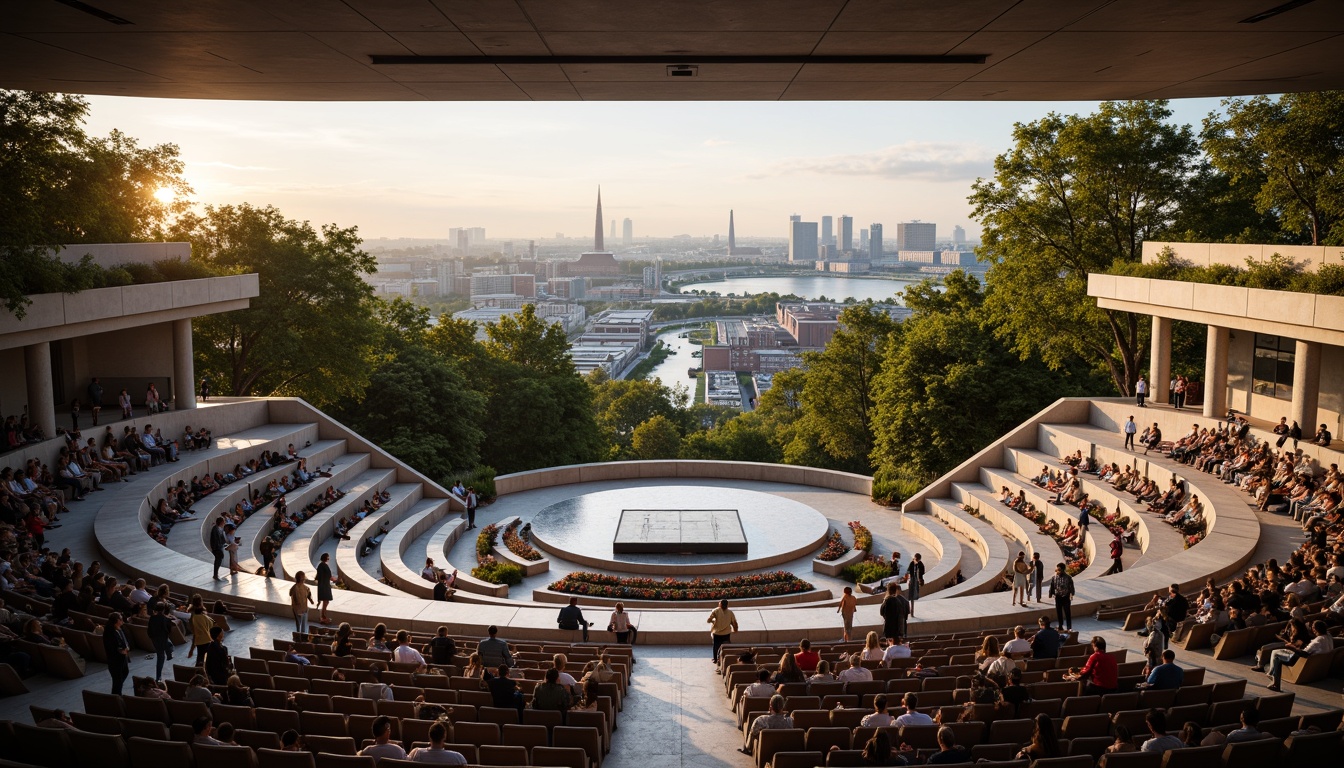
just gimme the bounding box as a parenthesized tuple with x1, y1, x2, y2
(594, 186, 604, 251)
(728, 209, 736, 252)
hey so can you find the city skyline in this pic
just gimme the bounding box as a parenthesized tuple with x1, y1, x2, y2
(81, 95, 1226, 241)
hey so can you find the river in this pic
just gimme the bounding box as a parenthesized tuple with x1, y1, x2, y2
(678, 274, 919, 304)
(643, 325, 706, 393)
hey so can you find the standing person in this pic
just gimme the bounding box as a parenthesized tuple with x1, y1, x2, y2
(1123, 415, 1138, 450)
(1174, 375, 1187, 410)
(1048, 563, 1075, 630)
(837, 586, 858, 641)
(70, 399, 80, 431)
(209, 517, 227, 581)
(103, 612, 130, 695)
(879, 581, 909, 641)
(707, 598, 738, 664)
(1135, 376, 1147, 408)
(1030, 552, 1044, 603)
(557, 596, 590, 642)
(1103, 530, 1124, 576)
(147, 602, 174, 681)
(199, 374, 211, 402)
(1168, 376, 1177, 408)
(289, 571, 314, 639)
(259, 538, 276, 578)
(1289, 420, 1302, 449)
(1011, 552, 1030, 607)
(87, 378, 104, 426)
(607, 602, 633, 644)
(200, 626, 230, 685)
(465, 487, 478, 530)
(315, 553, 334, 624)
(906, 553, 925, 616)
(225, 523, 241, 575)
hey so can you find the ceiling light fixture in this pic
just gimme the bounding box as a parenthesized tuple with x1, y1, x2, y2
(1239, 0, 1316, 23)
(53, 0, 132, 25)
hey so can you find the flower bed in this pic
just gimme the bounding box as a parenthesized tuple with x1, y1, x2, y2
(816, 531, 851, 562)
(503, 520, 542, 561)
(548, 570, 813, 601)
(472, 555, 524, 586)
(841, 558, 892, 585)
(476, 523, 498, 559)
(848, 521, 873, 552)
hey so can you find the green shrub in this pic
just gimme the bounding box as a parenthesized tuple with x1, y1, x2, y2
(472, 560, 524, 585)
(841, 560, 891, 584)
(872, 475, 927, 506)
(465, 466, 497, 500)
(475, 524, 498, 559)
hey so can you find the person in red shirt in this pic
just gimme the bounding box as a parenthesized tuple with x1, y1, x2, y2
(794, 639, 820, 673)
(1068, 636, 1119, 695)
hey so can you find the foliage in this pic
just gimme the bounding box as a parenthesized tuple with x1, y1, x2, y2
(847, 521, 873, 553)
(872, 474, 926, 507)
(970, 101, 1201, 395)
(1, 90, 191, 317)
(475, 524, 498, 559)
(678, 412, 783, 464)
(463, 466, 497, 500)
(630, 414, 683, 460)
(1204, 91, 1344, 246)
(548, 570, 813, 600)
(336, 345, 485, 481)
(503, 521, 542, 561)
(174, 203, 381, 407)
(840, 560, 892, 585)
(591, 378, 687, 459)
(485, 303, 575, 376)
(816, 531, 851, 562)
(1111, 249, 1344, 297)
(472, 558, 524, 586)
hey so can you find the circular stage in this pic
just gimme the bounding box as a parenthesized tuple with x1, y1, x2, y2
(527, 485, 831, 575)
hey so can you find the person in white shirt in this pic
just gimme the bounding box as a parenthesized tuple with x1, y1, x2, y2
(359, 716, 407, 763)
(128, 579, 153, 606)
(859, 694, 895, 727)
(893, 692, 934, 726)
(358, 665, 396, 701)
(837, 653, 873, 683)
(553, 654, 579, 694)
(882, 638, 912, 665)
(1002, 626, 1033, 656)
(393, 630, 426, 670)
(407, 721, 467, 764)
(421, 559, 439, 582)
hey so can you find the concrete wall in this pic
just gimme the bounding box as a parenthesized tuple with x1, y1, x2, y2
(496, 460, 873, 497)
(1142, 241, 1344, 272)
(54, 242, 191, 268)
(0, 348, 25, 417)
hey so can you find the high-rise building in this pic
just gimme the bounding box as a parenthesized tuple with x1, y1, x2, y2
(953, 225, 966, 245)
(594, 187, 605, 251)
(729, 210, 736, 251)
(622, 218, 632, 246)
(789, 214, 801, 223)
(821, 215, 834, 246)
(870, 223, 883, 259)
(896, 221, 936, 251)
(788, 219, 818, 264)
(836, 216, 853, 251)
(859, 228, 868, 253)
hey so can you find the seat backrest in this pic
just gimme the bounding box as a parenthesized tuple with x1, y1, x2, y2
(312, 754, 375, 768)
(1037, 756, 1103, 768)
(532, 746, 588, 768)
(194, 743, 261, 768)
(804, 726, 850, 753)
(303, 735, 356, 756)
(257, 748, 317, 768)
(1096, 751, 1163, 767)
(127, 737, 193, 768)
(299, 710, 348, 737)
(772, 751, 825, 768)
(825, 749, 864, 767)
(452, 720, 500, 746)
(68, 729, 129, 768)
(501, 723, 548, 751)
(1285, 730, 1344, 764)
(236, 730, 283, 751)
(478, 744, 529, 766)
(1158, 743, 1222, 768)
(1220, 737, 1284, 768)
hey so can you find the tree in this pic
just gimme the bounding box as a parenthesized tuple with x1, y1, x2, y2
(872, 272, 1065, 478)
(1204, 92, 1344, 246)
(0, 90, 190, 316)
(970, 100, 1200, 395)
(590, 378, 686, 459)
(680, 412, 782, 464)
(485, 304, 574, 376)
(341, 346, 485, 481)
(791, 304, 900, 473)
(631, 415, 682, 460)
(476, 362, 603, 474)
(174, 203, 380, 406)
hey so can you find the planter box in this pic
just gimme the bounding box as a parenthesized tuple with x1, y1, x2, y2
(492, 543, 549, 577)
(813, 546, 865, 577)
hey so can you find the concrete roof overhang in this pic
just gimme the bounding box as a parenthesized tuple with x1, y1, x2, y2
(3, 0, 1343, 101)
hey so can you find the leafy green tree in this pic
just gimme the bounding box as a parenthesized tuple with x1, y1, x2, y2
(173, 203, 380, 406)
(590, 378, 687, 459)
(680, 412, 782, 463)
(485, 303, 574, 376)
(791, 304, 900, 473)
(372, 296, 431, 356)
(631, 414, 682, 460)
(1204, 92, 1344, 246)
(970, 100, 1200, 395)
(342, 346, 485, 480)
(0, 90, 190, 316)
(476, 362, 603, 474)
(872, 272, 1065, 477)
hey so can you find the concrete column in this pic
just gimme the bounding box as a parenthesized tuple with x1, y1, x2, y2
(23, 342, 56, 438)
(172, 318, 196, 411)
(1150, 316, 1172, 404)
(1203, 325, 1229, 418)
(1291, 339, 1321, 430)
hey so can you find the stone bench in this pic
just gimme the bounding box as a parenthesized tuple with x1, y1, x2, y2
(380, 496, 464, 599)
(336, 491, 446, 596)
(276, 468, 395, 580)
(973, 468, 1104, 581)
(956, 479, 1068, 575)
(924, 499, 1008, 598)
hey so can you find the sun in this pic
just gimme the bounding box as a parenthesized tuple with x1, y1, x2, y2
(152, 186, 176, 203)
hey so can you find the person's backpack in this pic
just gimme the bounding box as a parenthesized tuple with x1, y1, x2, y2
(1110, 539, 1123, 559)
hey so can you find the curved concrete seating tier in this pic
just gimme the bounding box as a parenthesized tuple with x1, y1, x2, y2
(236, 449, 373, 574)
(923, 499, 1005, 598)
(379, 495, 464, 597)
(90, 396, 1264, 644)
(336, 493, 446, 595)
(275, 468, 396, 580)
(952, 480, 1069, 576)
(893, 511, 962, 596)
(974, 468, 1112, 584)
(432, 518, 507, 599)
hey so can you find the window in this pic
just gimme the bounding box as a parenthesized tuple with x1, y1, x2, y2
(1252, 334, 1295, 400)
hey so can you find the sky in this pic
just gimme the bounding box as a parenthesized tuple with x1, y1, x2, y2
(83, 96, 1227, 242)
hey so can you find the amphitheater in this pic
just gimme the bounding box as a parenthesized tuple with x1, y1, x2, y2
(0, 240, 1342, 768)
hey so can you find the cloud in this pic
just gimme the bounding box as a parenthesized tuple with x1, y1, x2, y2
(753, 141, 994, 181)
(702, 138, 733, 147)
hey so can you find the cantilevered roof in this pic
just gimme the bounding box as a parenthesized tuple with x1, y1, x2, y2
(3, 0, 1342, 101)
